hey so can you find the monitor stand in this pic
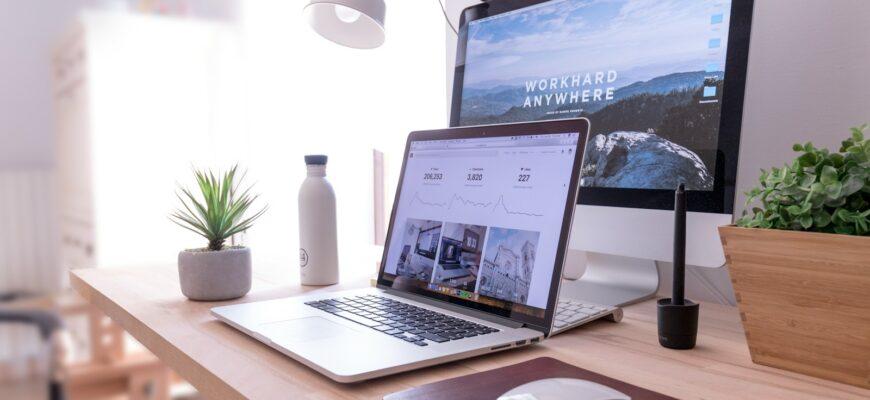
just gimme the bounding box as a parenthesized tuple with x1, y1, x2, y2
(558, 250, 659, 307)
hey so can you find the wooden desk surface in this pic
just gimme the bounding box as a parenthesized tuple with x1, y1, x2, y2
(71, 265, 870, 400)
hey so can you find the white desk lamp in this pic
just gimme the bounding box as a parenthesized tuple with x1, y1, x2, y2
(304, 0, 387, 49)
(304, 0, 475, 49)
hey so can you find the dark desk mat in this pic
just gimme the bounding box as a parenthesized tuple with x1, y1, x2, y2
(384, 357, 676, 400)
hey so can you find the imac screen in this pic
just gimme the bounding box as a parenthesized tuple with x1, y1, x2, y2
(458, 0, 734, 191)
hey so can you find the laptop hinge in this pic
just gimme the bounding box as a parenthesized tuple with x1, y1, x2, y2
(381, 287, 525, 329)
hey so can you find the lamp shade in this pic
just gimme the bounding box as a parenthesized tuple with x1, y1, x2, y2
(304, 0, 386, 49)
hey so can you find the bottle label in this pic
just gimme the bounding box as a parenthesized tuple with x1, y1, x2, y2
(299, 248, 309, 268)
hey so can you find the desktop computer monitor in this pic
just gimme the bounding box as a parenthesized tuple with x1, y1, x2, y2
(450, 0, 754, 305)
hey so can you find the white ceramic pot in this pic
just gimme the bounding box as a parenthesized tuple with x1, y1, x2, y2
(177, 247, 251, 301)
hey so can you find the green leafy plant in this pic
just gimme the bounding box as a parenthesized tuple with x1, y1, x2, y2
(737, 125, 870, 235)
(170, 165, 267, 251)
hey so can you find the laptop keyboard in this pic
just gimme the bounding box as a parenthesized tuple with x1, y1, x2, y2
(304, 295, 499, 346)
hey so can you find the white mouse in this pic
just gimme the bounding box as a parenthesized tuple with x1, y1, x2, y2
(498, 378, 631, 400)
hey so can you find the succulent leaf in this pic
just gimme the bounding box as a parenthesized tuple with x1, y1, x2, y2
(169, 165, 267, 250)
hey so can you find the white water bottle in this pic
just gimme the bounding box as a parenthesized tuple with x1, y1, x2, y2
(298, 155, 339, 285)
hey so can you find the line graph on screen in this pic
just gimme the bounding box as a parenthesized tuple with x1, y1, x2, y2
(408, 192, 543, 217)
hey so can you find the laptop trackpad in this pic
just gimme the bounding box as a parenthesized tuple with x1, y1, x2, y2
(257, 317, 357, 343)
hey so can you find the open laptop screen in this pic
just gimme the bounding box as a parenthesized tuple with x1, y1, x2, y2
(379, 125, 585, 327)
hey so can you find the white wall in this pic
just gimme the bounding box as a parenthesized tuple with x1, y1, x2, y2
(443, 0, 870, 305)
(735, 0, 870, 214)
(0, 1, 242, 170)
(0, 1, 97, 168)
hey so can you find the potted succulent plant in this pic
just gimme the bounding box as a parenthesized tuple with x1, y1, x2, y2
(170, 166, 267, 301)
(719, 125, 869, 388)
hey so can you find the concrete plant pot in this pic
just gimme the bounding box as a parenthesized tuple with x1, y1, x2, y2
(178, 246, 252, 301)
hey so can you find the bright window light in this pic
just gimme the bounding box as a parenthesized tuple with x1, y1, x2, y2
(83, 3, 446, 274)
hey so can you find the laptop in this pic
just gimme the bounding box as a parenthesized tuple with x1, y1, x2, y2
(212, 118, 613, 383)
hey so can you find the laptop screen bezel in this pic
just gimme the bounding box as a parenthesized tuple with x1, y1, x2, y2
(376, 119, 589, 334)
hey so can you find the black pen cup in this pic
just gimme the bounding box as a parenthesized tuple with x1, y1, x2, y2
(657, 298, 699, 349)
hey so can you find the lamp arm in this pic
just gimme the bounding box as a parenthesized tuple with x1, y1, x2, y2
(437, 0, 458, 34)
(438, 0, 489, 35)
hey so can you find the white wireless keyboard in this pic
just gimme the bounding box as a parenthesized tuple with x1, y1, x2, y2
(550, 298, 622, 335)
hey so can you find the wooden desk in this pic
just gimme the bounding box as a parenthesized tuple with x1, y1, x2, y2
(71, 265, 870, 400)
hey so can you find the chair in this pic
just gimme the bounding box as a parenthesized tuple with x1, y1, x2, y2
(0, 291, 173, 400)
(0, 292, 65, 400)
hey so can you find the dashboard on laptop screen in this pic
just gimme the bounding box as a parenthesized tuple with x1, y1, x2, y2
(380, 133, 580, 320)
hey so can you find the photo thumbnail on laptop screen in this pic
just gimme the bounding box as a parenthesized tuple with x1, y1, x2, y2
(383, 133, 579, 317)
(458, 0, 734, 191)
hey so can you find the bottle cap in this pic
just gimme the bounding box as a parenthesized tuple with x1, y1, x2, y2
(304, 155, 328, 165)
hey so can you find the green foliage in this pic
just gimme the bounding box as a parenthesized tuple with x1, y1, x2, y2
(170, 165, 267, 251)
(736, 125, 870, 235)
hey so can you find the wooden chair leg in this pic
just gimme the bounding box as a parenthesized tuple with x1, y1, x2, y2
(128, 365, 171, 400)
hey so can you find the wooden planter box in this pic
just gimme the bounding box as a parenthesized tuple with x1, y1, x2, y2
(719, 225, 870, 389)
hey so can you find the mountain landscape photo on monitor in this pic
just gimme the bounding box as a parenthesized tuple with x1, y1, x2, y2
(459, 0, 733, 191)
